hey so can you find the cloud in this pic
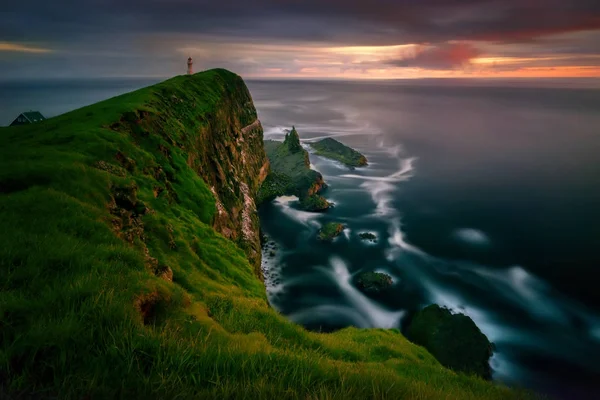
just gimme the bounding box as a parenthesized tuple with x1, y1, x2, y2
(385, 43, 481, 70)
(0, 42, 53, 53)
(2, 1, 600, 46)
(0, 1, 599, 78)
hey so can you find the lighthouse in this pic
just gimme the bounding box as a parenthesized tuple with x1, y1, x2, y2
(187, 57, 193, 75)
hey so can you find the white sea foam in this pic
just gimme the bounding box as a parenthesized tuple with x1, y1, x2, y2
(471, 266, 569, 323)
(310, 154, 351, 170)
(261, 247, 285, 305)
(273, 196, 321, 227)
(454, 228, 491, 246)
(340, 157, 416, 182)
(387, 219, 425, 256)
(361, 181, 395, 216)
(339, 157, 416, 220)
(342, 227, 351, 240)
(322, 257, 405, 328)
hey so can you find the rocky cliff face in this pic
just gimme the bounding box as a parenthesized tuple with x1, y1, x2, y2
(110, 69, 269, 276)
(186, 79, 269, 272)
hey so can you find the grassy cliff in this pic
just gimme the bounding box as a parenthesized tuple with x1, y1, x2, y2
(0, 70, 529, 399)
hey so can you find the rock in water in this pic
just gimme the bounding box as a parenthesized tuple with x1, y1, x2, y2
(317, 222, 345, 241)
(259, 127, 331, 210)
(358, 232, 377, 242)
(406, 304, 493, 379)
(309, 137, 368, 168)
(356, 272, 392, 294)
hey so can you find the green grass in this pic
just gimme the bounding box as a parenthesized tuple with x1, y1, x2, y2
(0, 69, 533, 399)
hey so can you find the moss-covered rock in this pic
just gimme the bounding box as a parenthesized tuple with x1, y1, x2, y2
(283, 126, 303, 153)
(260, 127, 330, 210)
(299, 194, 331, 211)
(309, 137, 368, 168)
(406, 304, 494, 379)
(356, 272, 392, 294)
(317, 222, 345, 241)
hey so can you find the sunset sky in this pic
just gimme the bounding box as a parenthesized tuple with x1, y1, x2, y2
(1, 0, 600, 79)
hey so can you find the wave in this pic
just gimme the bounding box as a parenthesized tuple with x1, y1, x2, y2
(340, 157, 416, 182)
(321, 257, 405, 328)
(339, 157, 417, 220)
(342, 227, 351, 240)
(453, 228, 491, 246)
(273, 196, 321, 228)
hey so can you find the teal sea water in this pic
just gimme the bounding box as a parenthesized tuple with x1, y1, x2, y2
(2, 77, 599, 399)
(248, 79, 600, 399)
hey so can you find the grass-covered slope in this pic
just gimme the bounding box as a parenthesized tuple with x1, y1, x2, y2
(309, 137, 368, 168)
(0, 70, 528, 399)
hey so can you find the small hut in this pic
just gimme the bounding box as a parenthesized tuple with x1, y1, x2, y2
(9, 111, 46, 127)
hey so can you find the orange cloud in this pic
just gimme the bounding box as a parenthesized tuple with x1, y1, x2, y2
(0, 42, 53, 53)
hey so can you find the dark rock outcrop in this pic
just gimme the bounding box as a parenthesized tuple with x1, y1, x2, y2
(358, 232, 377, 243)
(356, 272, 392, 294)
(406, 304, 494, 379)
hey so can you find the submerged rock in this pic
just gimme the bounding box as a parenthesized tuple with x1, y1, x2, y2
(356, 272, 392, 294)
(406, 304, 493, 379)
(317, 222, 345, 241)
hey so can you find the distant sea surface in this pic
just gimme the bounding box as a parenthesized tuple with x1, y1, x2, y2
(2, 77, 600, 399)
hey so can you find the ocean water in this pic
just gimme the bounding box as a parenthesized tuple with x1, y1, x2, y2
(248, 79, 600, 399)
(0, 78, 163, 126)
(2, 77, 600, 398)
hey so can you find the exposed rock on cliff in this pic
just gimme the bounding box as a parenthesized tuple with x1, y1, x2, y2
(109, 69, 269, 274)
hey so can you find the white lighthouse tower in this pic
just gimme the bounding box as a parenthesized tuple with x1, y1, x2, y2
(187, 57, 193, 75)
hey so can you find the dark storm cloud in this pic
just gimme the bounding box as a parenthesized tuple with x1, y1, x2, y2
(2, 0, 600, 46)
